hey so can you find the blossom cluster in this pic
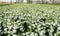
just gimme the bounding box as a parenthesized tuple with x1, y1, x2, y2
(0, 4, 60, 36)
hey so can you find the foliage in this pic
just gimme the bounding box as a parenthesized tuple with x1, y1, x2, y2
(0, 4, 60, 36)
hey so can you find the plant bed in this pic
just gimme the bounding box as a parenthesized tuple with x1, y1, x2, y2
(0, 4, 60, 36)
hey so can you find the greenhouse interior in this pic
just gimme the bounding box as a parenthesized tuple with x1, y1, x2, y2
(0, 0, 60, 36)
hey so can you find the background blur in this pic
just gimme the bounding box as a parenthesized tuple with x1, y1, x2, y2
(0, 0, 60, 4)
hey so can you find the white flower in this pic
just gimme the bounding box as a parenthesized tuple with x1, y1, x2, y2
(50, 26, 54, 32)
(16, 20, 20, 23)
(31, 24, 35, 28)
(37, 28, 40, 31)
(13, 34, 17, 36)
(58, 27, 60, 30)
(26, 32, 30, 35)
(8, 26, 12, 30)
(0, 21, 1, 23)
(27, 14, 31, 17)
(13, 24, 18, 29)
(35, 23, 37, 26)
(35, 29, 38, 32)
(8, 35, 10, 36)
(41, 30, 45, 34)
(4, 28, 7, 31)
(4, 16, 7, 18)
(35, 33, 38, 36)
(7, 19, 10, 22)
(3, 24, 6, 27)
(24, 14, 26, 16)
(8, 31, 10, 34)
(30, 32, 35, 36)
(13, 27, 16, 29)
(14, 16, 17, 20)
(26, 34, 29, 36)
(7, 22, 11, 25)
(40, 30, 45, 36)
(37, 25, 40, 28)
(13, 30, 16, 33)
(20, 27, 24, 31)
(28, 26, 31, 28)
(54, 34, 56, 36)
(23, 33, 26, 36)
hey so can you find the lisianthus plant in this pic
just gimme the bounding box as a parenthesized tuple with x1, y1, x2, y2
(0, 4, 60, 36)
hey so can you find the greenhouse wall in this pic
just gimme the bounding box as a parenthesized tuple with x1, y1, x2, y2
(0, 0, 60, 4)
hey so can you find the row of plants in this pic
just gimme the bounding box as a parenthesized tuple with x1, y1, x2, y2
(0, 4, 60, 36)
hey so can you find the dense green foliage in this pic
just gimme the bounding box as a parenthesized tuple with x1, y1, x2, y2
(0, 4, 60, 36)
